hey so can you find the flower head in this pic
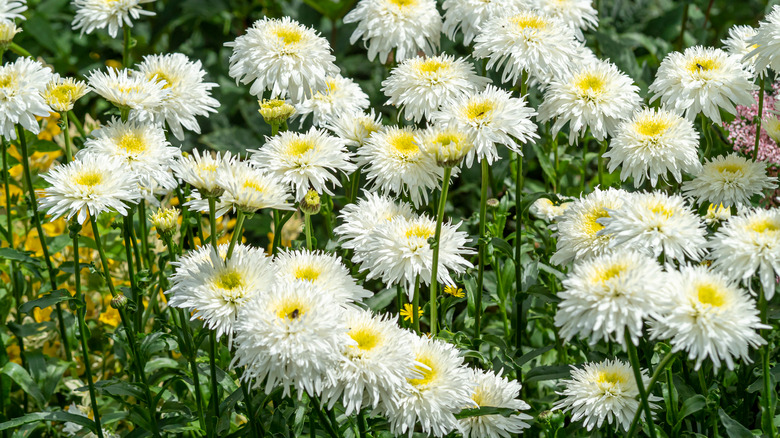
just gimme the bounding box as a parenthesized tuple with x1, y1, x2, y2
(399, 303, 423, 323)
(460, 368, 532, 438)
(533, 0, 598, 40)
(218, 161, 293, 214)
(722, 25, 763, 77)
(42, 74, 89, 113)
(0, 1, 26, 21)
(747, 6, 780, 75)
(71, 0, 155, 38)
(0, 57, 53, 139)
(0, 20, 20, 47)
(150, 206, 178, 234)
(295, 75, 369, 127)
(530, 197, 573, 222)
(273, 249, 371, 306)
(441, 0, 526, 46)
(259, 99, 295, 125)
(417, 125, 474, 168)
(682, 153, 777, 206)
(171, 149, 236, 197)
(87, 68, 167, 124)
(325, 110, 383, 148)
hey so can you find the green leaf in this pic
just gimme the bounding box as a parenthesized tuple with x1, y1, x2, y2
(718, 409, 754, 438)
(490, 237, 514, 260)
(0, 247, 43, 267)
(365, 287, 396, 311)
(19, 289, 74, 314)
(676, 394, 706, 424)
(525, 365, 570, 383)
(516, 345, 554, 367)
(199, 127, 259, 155)
(0, 411, 97, 432)
(1, 362, 46, 407)
(454, 406, 520, 419)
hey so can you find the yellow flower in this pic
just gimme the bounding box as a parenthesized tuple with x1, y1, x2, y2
(34, 306, 53, 323)
(6, 344, 21, 365)
(37, 112, 62, 141)
(99, 307, 122, 327)
(443, 285, 465, 298)
(400, 303, 424, 323)
(106, 59, 123, 69)
(0, 183, 22, 209)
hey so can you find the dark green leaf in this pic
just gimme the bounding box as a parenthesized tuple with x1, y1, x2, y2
(0, 411, 97, 432)
(454, 406, 519, 419)
(19, 289, 74, 314)
(676, 395, 706, 423)
(718, 409, 754, 438)
(525, 365, 570, 383)
(1, 362, 46, 407)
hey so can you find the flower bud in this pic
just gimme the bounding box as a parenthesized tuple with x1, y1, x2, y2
(418, 127, 473, 168)
(150, 207, 179, 236)
(0, 21, 20, 50)
(259, 99, 295, 125)
(486, 198, 499, 208)
(110, 294, 128, 310)
(300, 189, 321, 215)
(43, 76, 89, 113)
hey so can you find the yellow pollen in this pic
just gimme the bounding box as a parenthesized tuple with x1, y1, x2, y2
(48, 83, 79, 105)
(583, 208, 610, 236)
(716, 163, 744, 174)
(434, 132, 462, 146)
(0, 73, 16, 88)
(417, 59, 447, 75)
(511, 15, 547, 30)
(648, 202, 673, 218)
(596, 263, 625, 283)
(294, 265, 321, 282)
(472, 388, 486, 406)
(749, 218, 780, 234)
(274, 27, 303, 45)
(465, 100, 494, 121)
(389, 0, 415, 6)
(406, 223, 434, 240)
(696, 283, 725, 307)
(286, 139, 313, 157)
(636, 118, 670, 137)
(390, 132, 420, 159)
(118, 85, 141, 95)
(277, 300, 306, 320)
(597, 370, 627, 386)
(150, 70, 173, 89)
(348, 327, 380, 351)
(75, 171, 103, 187)
(243, 180, 264, 193)
(409, 355, 436, 387)
(216, 270, 244, 290)
(118, 132, 146, 154)
(689, 57, 718, 73)
(575, 73, 606, 100)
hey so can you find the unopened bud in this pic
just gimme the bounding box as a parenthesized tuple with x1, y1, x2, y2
(300, 189, 321, 215)
(0, 21, 20, 50)
(259, 99, 295, 125)
(150, 207, 179, 235)
(420, 128, 473, 168)
(110, 294, 128, 310)
(486, 198, 499, 208)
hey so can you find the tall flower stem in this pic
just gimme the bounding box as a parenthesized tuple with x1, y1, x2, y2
(227, 210, 246, 259)
(754, 76, 766, 162)
(760, 286, 776, 438)
(67, 111, 88, 138)
(475, 159, 489, 338)
(16, 125, 72, 361)
(412, 275, 421, 334)
(701, 114, 713, 158)
(272, 210, 295, 256)
(429, 167, 452, 336)
(62, 111, 73, 163)
(597, 140, 608, 187)
(137, 200, 151, 269)
(70, 220, 105, 438)
(514, 150, 525, 360)
(626, 351, 677, 436)
(122, 213, 141, 332)
(304, 212, 313, 250)
(349, 168, 362, 204)
(626, 334, 658, 438)
(206, 196, 221, 436)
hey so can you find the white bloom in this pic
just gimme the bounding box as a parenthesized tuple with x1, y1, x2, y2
(168, 243, 273, 343)
(150, 206, 178, 233)
(533, 0, 598, 40)
(554, 359, 658, 431)
(357, 126, 442, 208)
(232, 280, 351, 399)
(651, 265, 767, 371)
(431, 85, 538, 166)
(473, 10, 579, 86)
(704, 203, 732, 225)
(382, 54, 490, 123)
(555, 250, 666, 347)
(295, 75, 369, 127)
(322, 308, 418, 415)
(273, 249, 371, 306)
(682, 153, 777, 207)
(344, 0, 441, 63)
(600, 192, 707, 262)
(459, 368, 532, 438)
(79, 118, 180, 195)
(334, 191, 415, 263)
(136, 53, 219, 140)
(530, 197, 572, 222)
(226, 17, 338, 102)
(250, 127, 355, 201)
(216, 161, 293, 214)
(71, 0, 154, 38)
(649, 46, 755, 124)
(381, 335, 473, 438)
(551, 187, 628, 266)
(441, 0, 527, 46)
(361, 214, 474, 294)
(41, 74, 90, 113)
(722, 25, 763, 76)
(710, 208, 780, 299)
(0, 0, 26, 21)
(538, 59, 642, 144)
(87, 68, 168, 124)
(0, 57, 52, 139)
(604, 108, 701, 187)
(765, 114, 780, 143)
(171, 149, 235, 197)
(416, 125, 474, 168)
(325, 110, 383, 148)
(40, 154, 141, 224)
(747, 6, 780, 75)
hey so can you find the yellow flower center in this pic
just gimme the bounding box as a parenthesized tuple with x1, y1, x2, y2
(390, 131, 420, 160)
(409, 355, 436, 387)
(348, 327, 381, 351)
(716, 163, 745, 175)
(277, 299, 306, 320)
(48, 83, 79, 105)
(648, 202, 673, 218)
(433, 132, 463, 147)
(0, 72, 17, 89)
(75, 171, 103, 187)
(216, 270, 244, 290)
(583, 207, 610, 236)
(274, 27, 303, 45)
(118, 132, 146, 154)
(635, 117, 670, 137)
(286, 139, 313, 157)
(294, 265, 321, 282)
(597, 370, 627, 386)
(595, 263, 625, 284)
(465, 100, 494, 122)
(389, 0, 416, 6)
(696, 283, 725, 307)
(575, 72, 606, 101)
(472, 388, 486, 406)
(149, 70, 173, 89)
(243, 180, 264, 193)
(749, 218, 780, 234)
(406, 223, 434, 240)
(688, 57, 718, 74)
(417, 59, 447, 75)
(511, 15, 547, 30)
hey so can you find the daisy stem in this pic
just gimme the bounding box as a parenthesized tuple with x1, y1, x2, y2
(62, 111, 72, 163)
(205, 196, 221, 436)
(626, 336, 658, 438)
(475, 159, 489, 338)
(754, 76, 765, 162)
(627, 351, 677, 436)
(227, 210, 246, 259)
(700, 113, 713, 159)
(137, 200, 151, 269)
(207, 196, 219, 248)
(16, 124, 73, 362)
(349, 168, 362, 204)
(357, 411, 368, 438)
(68, 111, 88, 138)
(515, 150, 524, 354)
(760, 288, 776, 438)
(598, 140, 608, 187)
(412, 274, 421, 334)
(304, 212, 313, 250)
(272, 210, 295, 256)
(70, 220, 105, 438)
(122, 212, 141, 332)
(429, 167, 452, 336)
(123, 26, 132, 68)
(2, 137, 12, 246)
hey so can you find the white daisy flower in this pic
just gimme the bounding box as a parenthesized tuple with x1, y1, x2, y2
(167, 243, 273, 343)
(272, 249, 371, 306)
(343, 0, 441, 63)
(533, 0, 598, 40)
(530, 197, 573, 222)
(441, 0, 527, 46)
(357, 126, 442, 208)
(217, 161, 293, 215)
(171, 149, 236, 197)
(603, 108, 701, 187)
(550, 187, 629, 266)
(149, 206, 178, 234)
(322, 308, 418, 415)
(649, 46, 755, 124)
(555, 250, 666, 347)
(324, 110, 383, 148)
(87, 67, 168, 124)
(722, 25, 763, 77)
(71, 0, 155, 38)
(39, 154, 141, 224)
(361, 214, 474, 295)
(78, 118, 180, 195)
(710, 208, 780, 298)
(416, 125, 474, 168)
(0, 0, 26, 21)
(41, 74, 90, 113)
(381, 335, 473, 438)
(0, 57, 53, 139)
(538, 59, 642, 144)
(682, 153, 777, 207)
(136, 53, 219, 140)
(334, 191, 415, 263)
(651, 265, 768, 371)
(0, 20, 20, 46)
(554, 359, 658, 432)
(295, 75, 369, 127)
(600, 192, 707, 262)
(747, 6, 780, 75)
(704, 203, 732, 225)
(382, 54, 490, 123)
(249, 127, 355, 201)
(431, 85, 539, 166)
(459, 368, 532, 438)
(226, 17, 338, 103)
(232, 280, 351, 399)
(473, 10, 579, 86)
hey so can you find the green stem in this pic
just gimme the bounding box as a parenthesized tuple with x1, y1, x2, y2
(207, 197, 219, 249)
(311, 395, 340, 438)
(226, 210, 246, 259)
(239, 376, 260, 438)
(515, 150, 524, 355)
(88, 215, 118, 297)
(2, 138, 12, 247)
(701, 114, 713, 159)
(412, 275, 421, 334)
(754, 77, 766, 162)
(357, 411, 368, 438)
(760, 287, 776, 438)
(68, 111, 88, 138)
(62, 111, 72, 163)
(598, 140, 608, 187)
(272, 210, 295, 256)
(122, 213, 140, 333)
(349, 168, 362, 204)
(205, 196, 221, 435)
(304, 212, 313, 250)
(137, 200, 151, 269)
(475, 160, 489, 338)
(626, 336, 658, 438)
(627, 351, 678, 436)
(17, 125, 72, 361)
(8, 43, 30, 58)
(71, 221, 105, 438)
(429, 167, 452, 336)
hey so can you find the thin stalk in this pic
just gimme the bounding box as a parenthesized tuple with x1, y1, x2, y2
(701, 114, 713, 158)
(68, 111, 88, 138)
(626, 336, 658, 438)
(226, 210, 246, 259)
(206, 196, 221, 435)
(272, 210, 295, 256)
(62, 111, 72, 163)
(2, 138, 12, 246)
(357, 411, 368, 438)
(412, 275, 421, 334)
(207, 197, 219, 248)
(754, 76, 766, 162)
(429, 167, 452, 336)
(475, 160, 489, 338)
(71, 222, 105, 438)
(304, 212, 313, 250)
(126, 207, 142, 279)
(760, 287, 776, 438)
(122, 214, 140, 333)
(88, 215, 118, 298)
(598, 140, 608, 187)
(627, 351, 678, 435)
(16, 125, 72, 361)
(239, 377, 259, 438)
(137, 200, 151, 269)
(349, 168, 362, 203)
(515, 150, 524, 354)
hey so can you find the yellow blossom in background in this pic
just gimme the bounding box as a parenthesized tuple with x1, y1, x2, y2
(37, 112, 62, 141)
(34, 306, 53, 323)
(99, 306, 122, 327)
(7, 142, 63, 179)
(0, 183, 22, 209)
(400, 303, 423, 323)
(106, 59, 122, 69)
(6, 344, 20, 365)
(443, 285, 465, 298)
